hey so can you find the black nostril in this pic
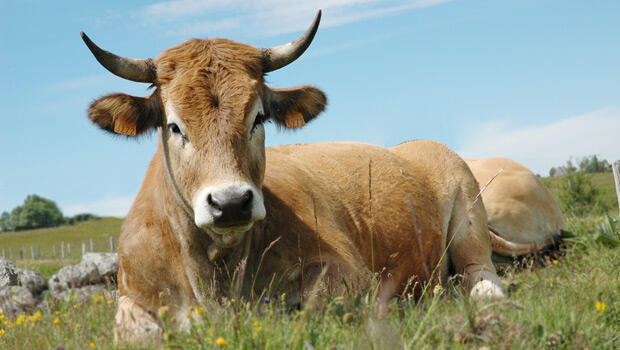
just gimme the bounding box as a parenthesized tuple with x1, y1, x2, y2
(241, 190, 253, 213)
(208, 188, 254, 226)
(207, 193, 221, 210)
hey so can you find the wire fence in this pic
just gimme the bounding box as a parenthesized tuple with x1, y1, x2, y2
(1, 236, 116, 261)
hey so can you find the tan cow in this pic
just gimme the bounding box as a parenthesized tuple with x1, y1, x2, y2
(81, 12, 503, 343)
(464, 158, 566, 258)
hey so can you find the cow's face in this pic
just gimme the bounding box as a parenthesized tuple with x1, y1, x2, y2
(82, 13, 326, 247)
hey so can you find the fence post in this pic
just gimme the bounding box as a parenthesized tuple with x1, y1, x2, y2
(89, 238, 94, 252)
(82, 243, 86, 256)
(109, 236, 115, 252)
(67, 243, 71, 256)
(53, 245, 56, 258)
(37, 245, 40, 259)
(31, 246, 35, 260)
(61, 241, 65, 259)
(613, 160, 620, 216)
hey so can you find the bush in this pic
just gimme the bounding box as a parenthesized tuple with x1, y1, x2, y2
(555, 172, 610, 216)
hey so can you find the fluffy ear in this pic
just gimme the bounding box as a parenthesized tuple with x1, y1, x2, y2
(87, 91, 162, 136)
(265, 86, 327, 129)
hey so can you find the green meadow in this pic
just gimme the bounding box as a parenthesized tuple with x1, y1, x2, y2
(0, 176, 618, 349)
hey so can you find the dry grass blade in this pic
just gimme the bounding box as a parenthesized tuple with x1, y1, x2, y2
(250, 236, 282, 295)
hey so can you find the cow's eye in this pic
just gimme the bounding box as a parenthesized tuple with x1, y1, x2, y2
(251, 112, 267, 133)
(168, 123, 181, 135)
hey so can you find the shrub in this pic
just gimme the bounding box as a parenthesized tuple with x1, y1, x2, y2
(555, 172, 609, 216)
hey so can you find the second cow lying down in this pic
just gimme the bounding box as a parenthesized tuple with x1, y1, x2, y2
(465, 158, 567, 260)
(81, 12, 504, 343)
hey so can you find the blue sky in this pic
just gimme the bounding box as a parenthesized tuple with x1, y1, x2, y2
(1, 0, 619, 217)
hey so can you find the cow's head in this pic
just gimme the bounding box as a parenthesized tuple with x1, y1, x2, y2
(83, 12, 326, 247)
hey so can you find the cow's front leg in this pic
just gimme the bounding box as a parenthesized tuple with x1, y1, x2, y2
(114, 296, 163, 346)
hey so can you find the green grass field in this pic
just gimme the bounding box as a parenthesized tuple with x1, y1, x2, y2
(542, 172, 618, 214)
(0, 176, 618, 349)
(0, 218, 122, 276)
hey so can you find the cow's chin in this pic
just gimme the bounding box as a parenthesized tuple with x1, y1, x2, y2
(207, 223, 254, 248)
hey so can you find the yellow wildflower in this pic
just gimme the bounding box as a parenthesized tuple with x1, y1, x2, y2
(215, 337, 228, 346)
(0, 329, 5, 336)
(15, 314, 25, 326)
(195, 306, 205, 316)
(53, 317, 61, 325)
(552, 260, 559, 265)
(73, 304, 79, 309)
(89, 341, 96, 348)
(107, 299, 114, 305)
(595, 301, 606, 313)
(93, 295, 104, 303)
(7, 322, 14, 328)
(253, 318, 259, 327)
(0, 314, 4, 321)
(599, 216, 604, 221)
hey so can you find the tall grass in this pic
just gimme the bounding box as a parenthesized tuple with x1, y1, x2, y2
(0, 215, 617, 349)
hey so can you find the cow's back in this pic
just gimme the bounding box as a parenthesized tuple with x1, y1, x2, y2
(262, 142, 446, 288)
(465, 157, 565, 243)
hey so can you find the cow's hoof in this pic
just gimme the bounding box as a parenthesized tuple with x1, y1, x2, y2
(469, 280, 504, 299)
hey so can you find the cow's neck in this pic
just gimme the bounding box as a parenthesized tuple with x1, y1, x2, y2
(154, 141, 218, 307)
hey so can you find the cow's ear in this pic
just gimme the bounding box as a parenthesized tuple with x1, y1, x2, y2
(87, 91, 162, 137)
(265, 86, 327, 129)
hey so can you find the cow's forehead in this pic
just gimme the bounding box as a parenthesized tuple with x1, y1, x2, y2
(156, 38, 264, 86)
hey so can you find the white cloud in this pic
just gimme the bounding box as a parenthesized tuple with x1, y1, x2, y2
(458, 108, 620, 175)
(140, 0, 455, 37)
(62, 195, 135, 218)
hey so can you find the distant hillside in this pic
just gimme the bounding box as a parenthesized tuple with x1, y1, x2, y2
(541, 172, 618, 214)
(0, 217, 123, 260)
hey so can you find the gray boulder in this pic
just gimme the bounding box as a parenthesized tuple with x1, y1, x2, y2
(0, 286, 37, 312)
(0, 258, 18, 289)
(15, 268, 47, 295)
(48, 252, 118, 296)
(82, 252, 118, 280)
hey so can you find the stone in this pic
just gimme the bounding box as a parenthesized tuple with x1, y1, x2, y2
(82, 252, 118, 280)
(15, 268, 47, 296)
(48, 261, 100, 296)
(0, 286, 37, 312)
(0, 258, 18, 289)
(48, 252, 118, 296)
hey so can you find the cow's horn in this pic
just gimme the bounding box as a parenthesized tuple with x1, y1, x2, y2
(80, 32, 156, 83)
(262, 10, 321, 73)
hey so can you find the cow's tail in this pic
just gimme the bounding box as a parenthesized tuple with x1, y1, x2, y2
(488, 225, 572, 258)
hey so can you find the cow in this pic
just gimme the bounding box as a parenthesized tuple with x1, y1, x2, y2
(462, 158, 567, 260)
(81, 11, 504, 344)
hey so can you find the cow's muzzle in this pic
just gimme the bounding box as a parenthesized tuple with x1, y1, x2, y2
(194, 183, 266, 246)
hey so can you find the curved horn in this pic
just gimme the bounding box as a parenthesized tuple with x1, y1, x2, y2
(262, 10, 321, 73)
(80, 32, 156, 83)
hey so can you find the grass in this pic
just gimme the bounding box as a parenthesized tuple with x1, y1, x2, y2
(0, 179, 618, 348)
(0, 215, 617, 349)
(0, 217, 122, 276)
(541, 172, 618, 214)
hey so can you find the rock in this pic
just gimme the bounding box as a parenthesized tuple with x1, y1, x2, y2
(0, 286, 37, 312)
(0, 258, 18, 289)
(82, 252, 118, 280)
(48, 262, 100, 296)
(48, 252, 118, 296)
(15, 268, 47, 295)
(53, 285, 117, 301)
